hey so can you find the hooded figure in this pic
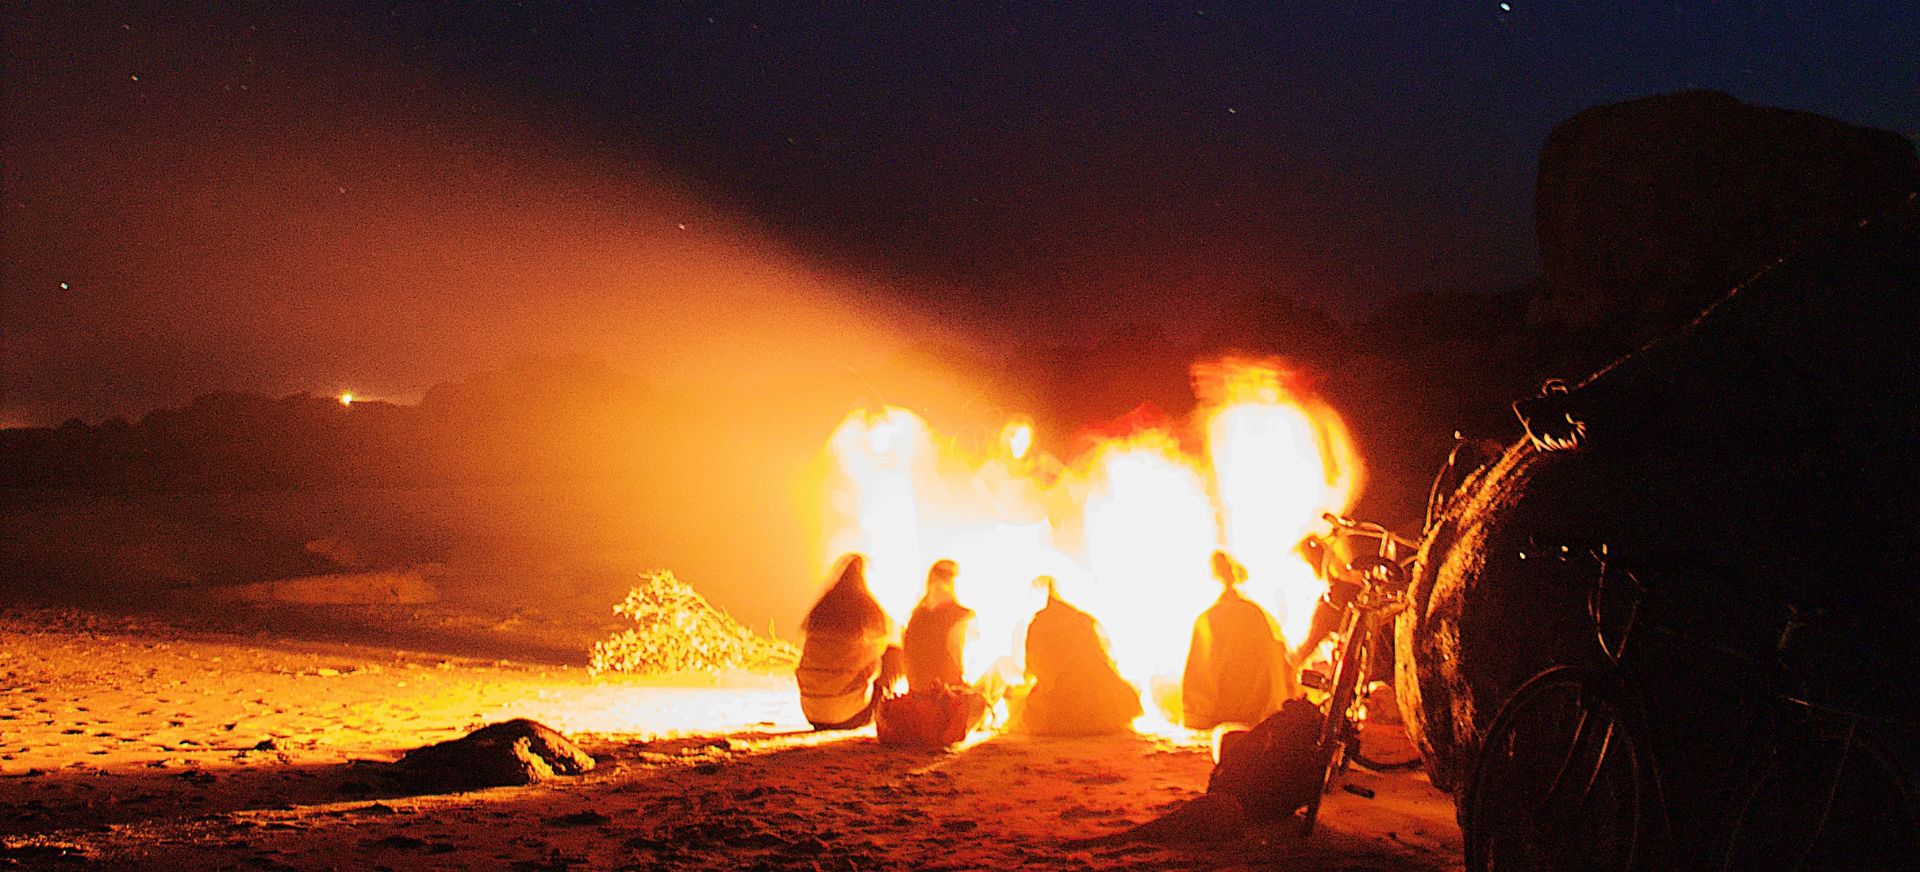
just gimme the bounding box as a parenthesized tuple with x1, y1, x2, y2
(902, 559, 973, 691)
(1181, 551, 1295, 731)
(796, 555, 900, 730)
(1012, 577, 1143, 736)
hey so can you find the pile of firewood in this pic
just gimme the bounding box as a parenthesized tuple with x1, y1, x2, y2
(589, 570, 799, 676)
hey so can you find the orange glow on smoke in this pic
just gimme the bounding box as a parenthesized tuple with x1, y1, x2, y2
(820, 357, 1362, 724)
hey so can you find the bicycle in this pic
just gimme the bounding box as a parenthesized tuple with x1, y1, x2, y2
(1462, 550, 1920, 871)
(1294, 512, 1421, 835)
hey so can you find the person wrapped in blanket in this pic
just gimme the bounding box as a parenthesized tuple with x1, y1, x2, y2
(796, 555, 903, 731)
(1181, 550, 1296, 731)
(1008, 575, 1142, 736)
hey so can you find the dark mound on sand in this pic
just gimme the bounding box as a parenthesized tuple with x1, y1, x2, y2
(399, 719, 596, 791)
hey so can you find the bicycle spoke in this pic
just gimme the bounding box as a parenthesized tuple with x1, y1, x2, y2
(1577, 718, 1616, 810)
(1781, 726, 1858, 872)
(1543, 705, 1593, 805)
(1788, 722, 1853, 872)
(1468, 671, 1644, 872)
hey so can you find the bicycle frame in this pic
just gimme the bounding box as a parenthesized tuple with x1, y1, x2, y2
(1298, 513, 1417, 835)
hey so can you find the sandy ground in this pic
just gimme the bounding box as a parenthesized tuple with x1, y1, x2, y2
(0, 608, 1461, 870)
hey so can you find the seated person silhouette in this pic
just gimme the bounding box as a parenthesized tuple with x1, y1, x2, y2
(1010, 576, 1142, 736)
(1182, 551, 1295, 731)
(796, 554, 902, 730)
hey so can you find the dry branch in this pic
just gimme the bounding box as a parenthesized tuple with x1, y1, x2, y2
(589, 570, 798, 676)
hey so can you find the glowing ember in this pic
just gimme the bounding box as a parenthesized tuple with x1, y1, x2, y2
(339, 392, 355, 406)
(819, 357, 1362, 727)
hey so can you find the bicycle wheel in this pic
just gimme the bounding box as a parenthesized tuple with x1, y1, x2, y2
(1464, 667, 1652, 872)
(1299, 706, 1347, 836)
(1328, 648, 1367, 779)
(1351, 743, 1425, 772)
(1301, 627, 1368, 837)
(1716, 720, 1919, 871)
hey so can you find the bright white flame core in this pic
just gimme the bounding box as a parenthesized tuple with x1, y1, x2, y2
(820, 359, 1361, 721)
(1081, 437, 1219, 687)
(1210, 402, 1342, 641)
(1003, 421, 1033, 461)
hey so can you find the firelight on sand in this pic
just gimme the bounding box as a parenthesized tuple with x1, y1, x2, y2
(822, 358, 1362, 725)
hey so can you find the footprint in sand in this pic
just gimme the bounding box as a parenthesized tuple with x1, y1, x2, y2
(1060, 804, 1124, 820)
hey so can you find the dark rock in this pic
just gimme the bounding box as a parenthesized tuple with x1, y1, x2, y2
(397, 719, 594, 791)
(1398, 194, 1920, 848)
(1531, 90, 1918, 362)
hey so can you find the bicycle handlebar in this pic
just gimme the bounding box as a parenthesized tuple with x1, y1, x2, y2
(1349, 554, 1411, 592)
(1310, 515, 1418, 612)
(1321, 512, 1418, 554)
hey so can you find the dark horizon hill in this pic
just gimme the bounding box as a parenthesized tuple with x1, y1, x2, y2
(0, 271, 1540, 653)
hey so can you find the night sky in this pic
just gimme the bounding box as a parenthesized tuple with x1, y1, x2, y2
(6, 2, 1916, 425)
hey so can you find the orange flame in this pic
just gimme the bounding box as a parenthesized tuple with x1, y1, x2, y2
(1198, 358, 1363, 641)
(819, 358, 1361, 726)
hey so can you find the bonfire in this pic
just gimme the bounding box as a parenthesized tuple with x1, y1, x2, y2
(589, 570, 799, 675)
